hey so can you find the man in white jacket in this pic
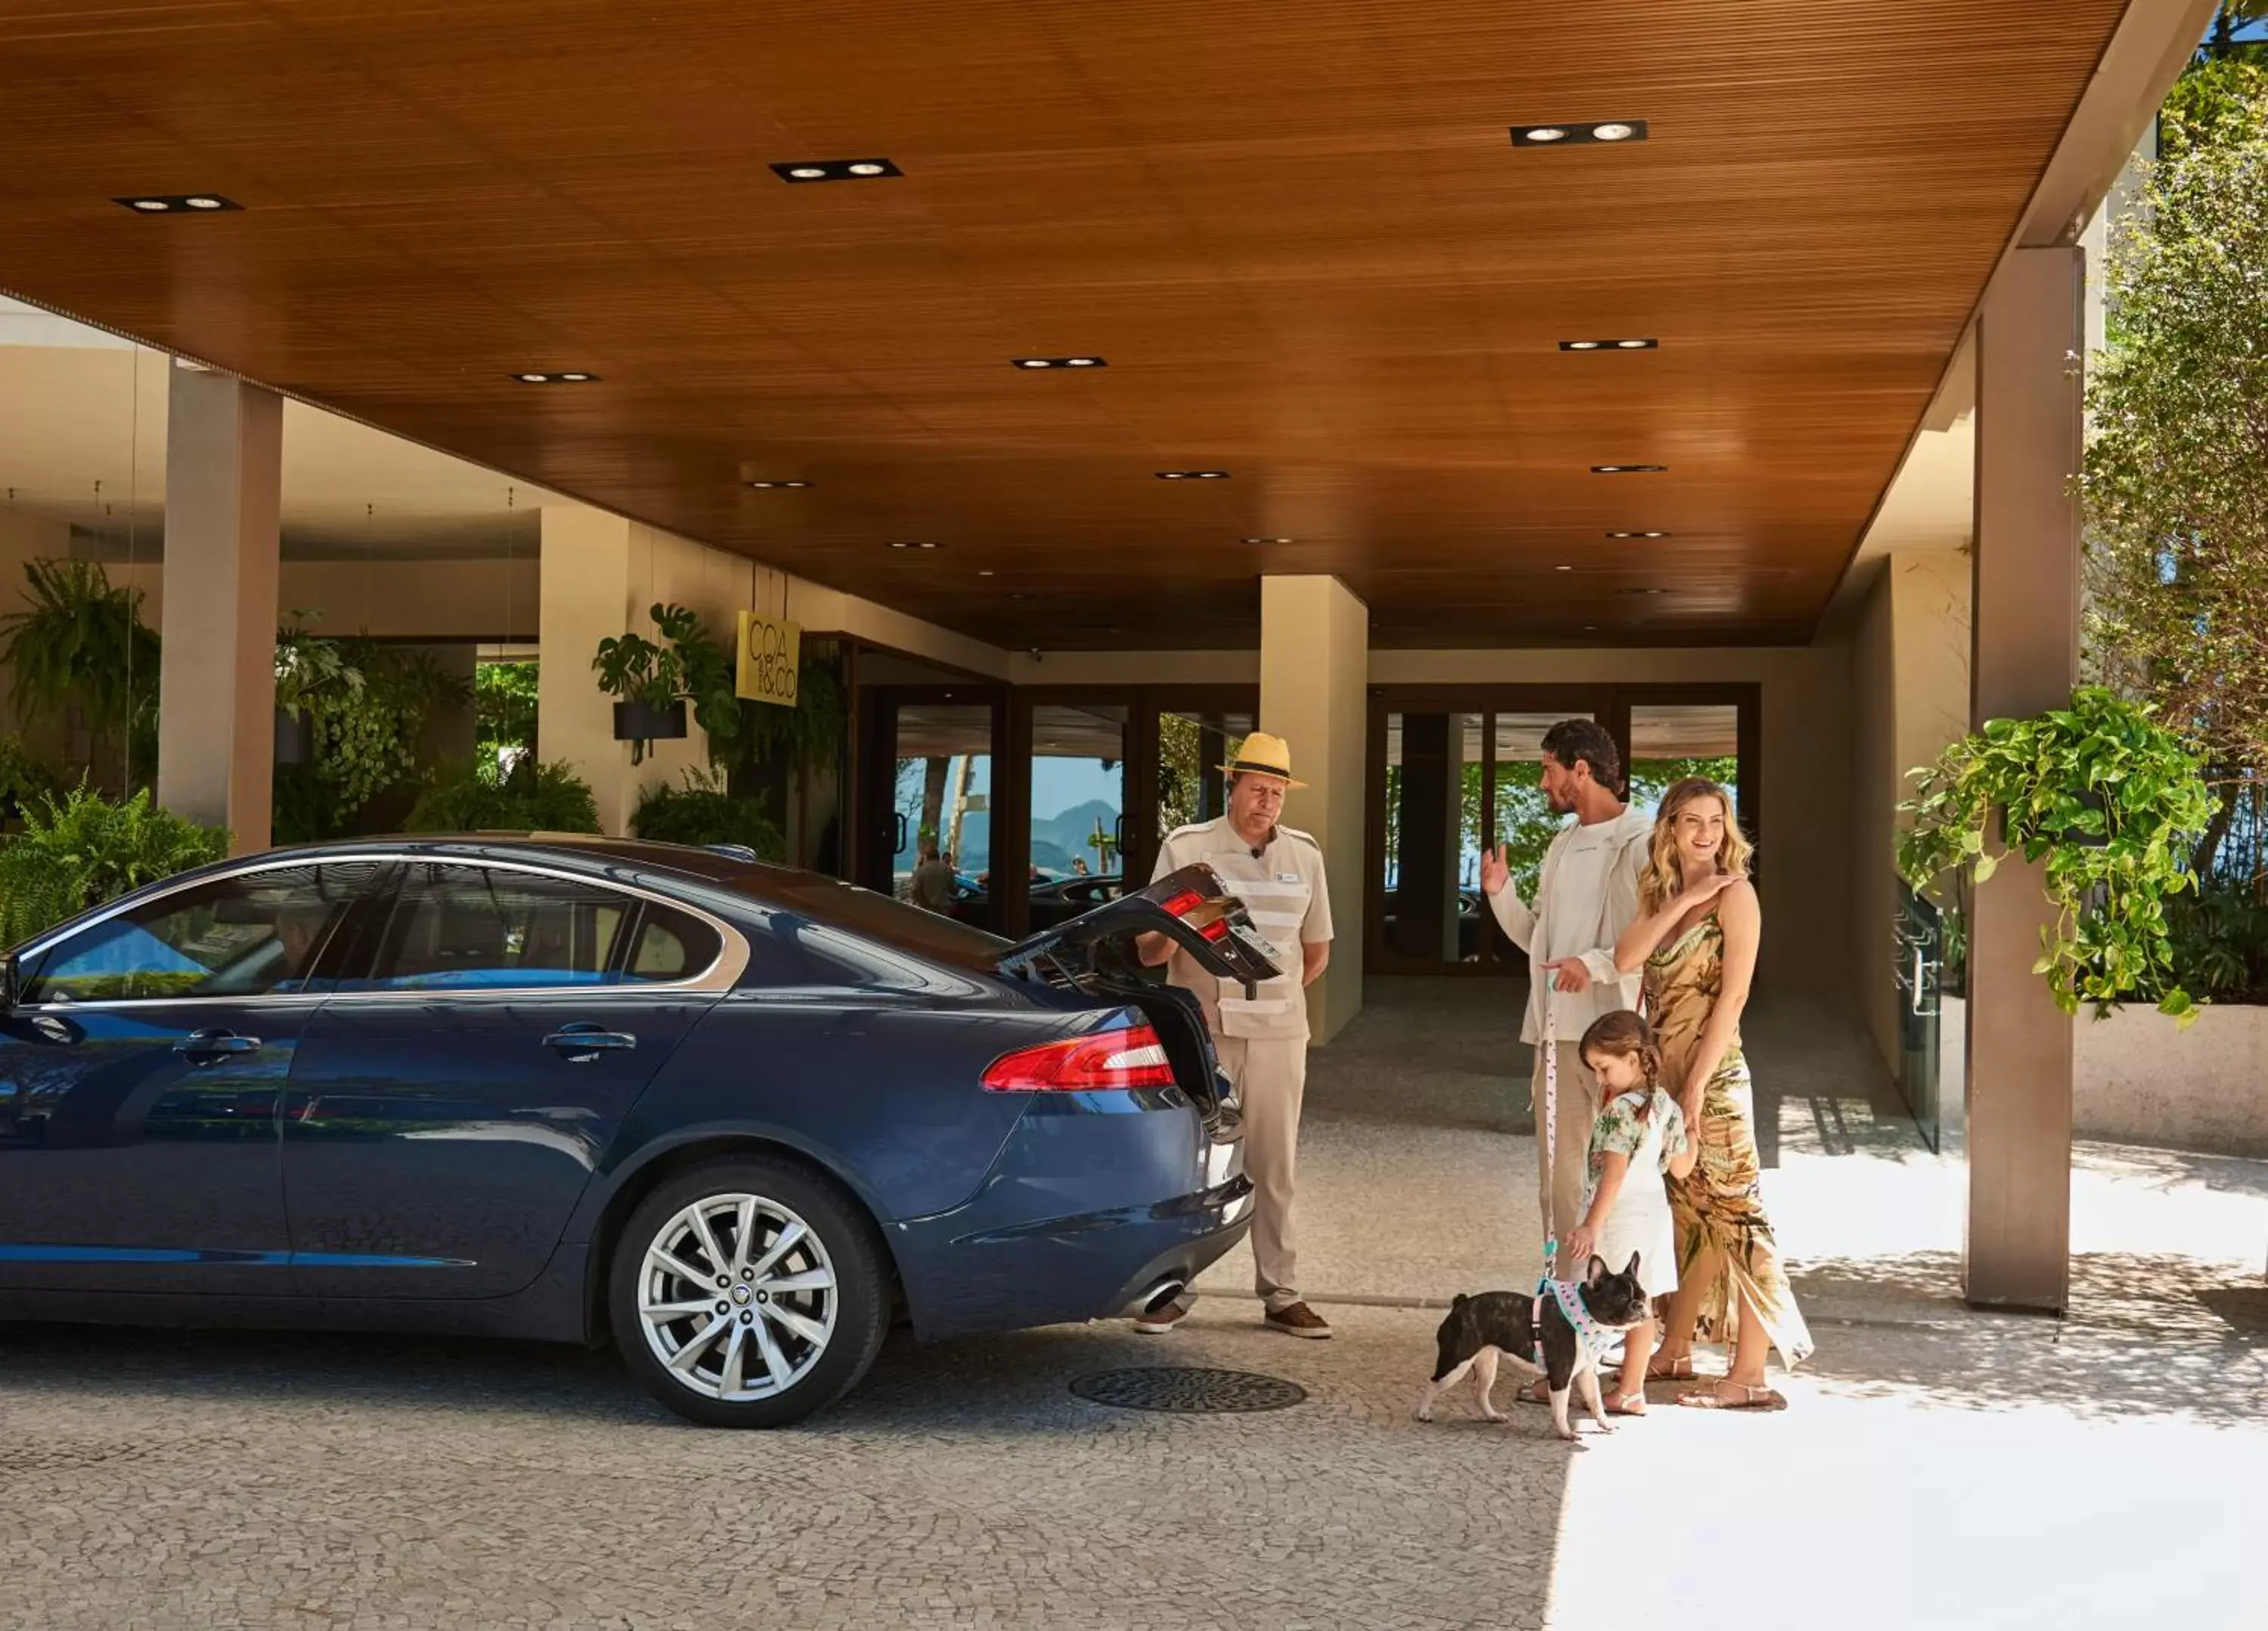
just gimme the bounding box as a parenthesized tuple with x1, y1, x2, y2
(1480, 719, 1654, 1248)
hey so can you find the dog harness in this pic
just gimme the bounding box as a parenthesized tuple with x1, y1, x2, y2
(1532, 1275, 1621, 1373)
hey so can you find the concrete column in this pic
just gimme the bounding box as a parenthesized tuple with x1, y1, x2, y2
(157, 368, 281, 853)
(538, 506, 642, 835)
(1965, 247, 2083, 1311)
(537, 507, 756, 836)
(1259, 574, 1368, 1044)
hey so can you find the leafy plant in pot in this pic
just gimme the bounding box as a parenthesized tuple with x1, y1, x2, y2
(593, 614, 688, 764)
(1897, 686, 2217, 1023)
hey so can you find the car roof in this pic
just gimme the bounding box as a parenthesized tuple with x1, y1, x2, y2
(246, 833, 816, 900)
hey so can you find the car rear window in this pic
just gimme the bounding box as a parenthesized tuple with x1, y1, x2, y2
(754, 874, 1009, 969)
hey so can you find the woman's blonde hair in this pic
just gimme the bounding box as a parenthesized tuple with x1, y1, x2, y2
(1579, 1010, 1664, 1100)
(1638, 777, 1754, 911)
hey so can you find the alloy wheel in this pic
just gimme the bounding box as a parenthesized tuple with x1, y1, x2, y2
(634, 1192, 840, 1402)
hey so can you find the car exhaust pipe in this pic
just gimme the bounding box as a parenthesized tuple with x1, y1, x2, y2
(1130, 1275, 1185, 1316)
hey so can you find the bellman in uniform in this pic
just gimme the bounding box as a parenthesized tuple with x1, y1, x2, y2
(1133, 732, 1335, 1339)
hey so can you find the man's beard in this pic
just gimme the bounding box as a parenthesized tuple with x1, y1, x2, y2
(1545, 788, 1575, 816)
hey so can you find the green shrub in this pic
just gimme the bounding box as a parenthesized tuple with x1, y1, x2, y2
(404, 757, 600, 834)
(0, 784, 230, 946)
(631, 769, 785, 860)
(0, 735, 60, 821)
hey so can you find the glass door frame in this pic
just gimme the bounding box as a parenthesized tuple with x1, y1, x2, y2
(853, 680, 1011, 930)
(1009, 685, 1258, 937)
(1364, 682, 1761, 977)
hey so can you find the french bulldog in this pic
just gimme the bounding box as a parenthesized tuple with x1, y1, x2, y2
(1413, 1253, 1651, 1441)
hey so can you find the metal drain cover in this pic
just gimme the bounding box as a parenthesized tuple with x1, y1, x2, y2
(1068, 1366, 1307, 1413)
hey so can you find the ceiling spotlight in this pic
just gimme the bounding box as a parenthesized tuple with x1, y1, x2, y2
(1560, 338, 1657, 351)
(745, 479, 813, 490)
(512, 371, 600, 385)
(1592, 464, 1665, 474)
(888, 540, 941, 550)
(1616, 586, 1668, 596)
(771, 158, 903, 184)
(1606, 530, 1672, 539)
(1012, 356, 1108, 370)
(1555, 565, 1572, 572)
(978, 569, 995, 577)
(1243, 536, 1294, 545)
(115, 193, 245, 214)
(1564, 340, 1601, 351)
(1616, 338, 1651, 348)
(1156, 469, 1229, 481)
(1510, 120, 1649, 147)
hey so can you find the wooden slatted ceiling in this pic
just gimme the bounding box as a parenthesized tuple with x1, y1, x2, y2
(0, 1, 2124, 649)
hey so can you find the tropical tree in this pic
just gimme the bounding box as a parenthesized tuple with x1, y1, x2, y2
(2081, 75, 2268, 877)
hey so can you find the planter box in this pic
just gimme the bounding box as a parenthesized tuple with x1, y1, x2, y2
(1935, 994, 2268, 1158)
(274, 707, 314, 766)
(612, 699, 686, 743)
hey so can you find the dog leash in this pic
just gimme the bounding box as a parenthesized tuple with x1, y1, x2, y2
(1539, 989, 1559, 1283)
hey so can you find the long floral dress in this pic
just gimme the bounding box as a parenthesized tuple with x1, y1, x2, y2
(1646, 911, 1814, 1369)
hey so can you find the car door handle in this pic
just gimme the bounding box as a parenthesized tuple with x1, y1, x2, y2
(174, 1029, 260, 1061)
(544, 1024, 637, 1062)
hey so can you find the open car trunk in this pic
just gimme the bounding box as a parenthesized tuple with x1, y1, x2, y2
(996, 863, 1282, 1129)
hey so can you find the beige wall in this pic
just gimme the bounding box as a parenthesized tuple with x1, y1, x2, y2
(0, 510, 72, 735)
(1848, 549, 1973, 1079)
(116, 555, 541, 642)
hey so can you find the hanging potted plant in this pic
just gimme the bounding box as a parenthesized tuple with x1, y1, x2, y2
(1897, 686, 2217, 1023)
(593, 615, 687, 764)
(272, 617, 359, 766)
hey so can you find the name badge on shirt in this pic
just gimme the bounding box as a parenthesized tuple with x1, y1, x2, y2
(1276, 872, 1298, 883)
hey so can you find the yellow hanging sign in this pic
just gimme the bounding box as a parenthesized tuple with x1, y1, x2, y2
(736, 611, 801, 707)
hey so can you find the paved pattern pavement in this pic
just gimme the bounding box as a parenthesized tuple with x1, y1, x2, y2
(4, 987, 2264, 1630)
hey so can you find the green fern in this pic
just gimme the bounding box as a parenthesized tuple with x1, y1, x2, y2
(404, 757, 600, 835)
(0, 784, 229, 946)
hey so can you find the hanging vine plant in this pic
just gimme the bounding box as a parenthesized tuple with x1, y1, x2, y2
(273, 618, 467, 837)
(0, 558, 161, 785)
(1897, 686, 2217, 1023)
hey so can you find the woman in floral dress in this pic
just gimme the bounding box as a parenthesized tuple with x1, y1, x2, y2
(1606, 776, 1813, 1410)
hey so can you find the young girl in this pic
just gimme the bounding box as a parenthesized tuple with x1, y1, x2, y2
(1560, 1009, 1694, 1416)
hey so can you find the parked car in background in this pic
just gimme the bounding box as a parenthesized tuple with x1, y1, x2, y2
(0, 838, 1280, 1427)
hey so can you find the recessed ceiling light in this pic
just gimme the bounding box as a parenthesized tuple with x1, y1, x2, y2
(512, 372, 600, 385)
(771, 158, 903, 184)
(1012, 356, 1108, 370)
(1555, 565, 1572, 572)
(745, 479, 813, 490)
(1606, 530, 1672, 539)
(1563, 340, 1601, 351)
(1616, 586, 1668, 596)
(1511, 120, 1649, 147)
(1592, 464, 1666, 474)
(888, 540, 941, 550)
(115, 193, 245, 214)
(1560, 338, 1657, 351)
(978, 569, 995, 577)
(1243, 536, 1294, 545)
(1157, 470, 1229, 480)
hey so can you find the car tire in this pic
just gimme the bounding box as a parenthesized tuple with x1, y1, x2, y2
(608, 1154, 889, 1428)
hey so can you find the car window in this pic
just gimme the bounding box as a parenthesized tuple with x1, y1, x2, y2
(367, 865, 636, 991)
(623, 902, 723, 983)
(21, 862, 376, 1004)
(756, 874, 1009, 970)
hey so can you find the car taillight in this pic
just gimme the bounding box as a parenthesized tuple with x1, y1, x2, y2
(1156, 886, 1232, 942)
(982, 1024, 1177, 1092)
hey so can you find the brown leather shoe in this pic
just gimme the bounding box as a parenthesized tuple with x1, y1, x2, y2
(1132, 1301, 1188, 1334)
(1263, 1301, 1332, 1339)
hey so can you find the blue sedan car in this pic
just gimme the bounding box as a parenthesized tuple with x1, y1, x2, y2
(0, 837, 1279, 1426)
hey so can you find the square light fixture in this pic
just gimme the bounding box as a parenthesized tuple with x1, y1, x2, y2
(1591, 464, 1666, 474)
(888, 540, 941, 550)
(1510, 120, 1648, 147)
(116, 194, 243, 213)
(1560, 338, 1658, 351)
(1012, 356, 1107, 370)
(513, 371, 599, 384)
(1607, 530, 1672, 539)
(771, 159, 902, 184)
(1156, 470, 1230, 480)
(745, 479, 813, 490)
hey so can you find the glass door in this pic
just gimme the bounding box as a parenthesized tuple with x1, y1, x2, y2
(1380, 711, 1486, 968)
(857, 688, 1003, 932)
(1894, 881, 1944, 1153)
(1027, 702, 1129, 930)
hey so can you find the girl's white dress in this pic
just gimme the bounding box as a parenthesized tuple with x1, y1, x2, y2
(1585, 1087, 1687, 1298)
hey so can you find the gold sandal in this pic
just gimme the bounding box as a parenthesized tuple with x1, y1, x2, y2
(1646, 1354, 1695, 1382)
(1679, 1382, 1787, 1411)
(1604, 1391, 1648, 1416)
